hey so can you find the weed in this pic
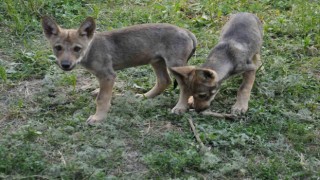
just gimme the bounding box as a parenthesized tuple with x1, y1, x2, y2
(0, 65, 7, 83)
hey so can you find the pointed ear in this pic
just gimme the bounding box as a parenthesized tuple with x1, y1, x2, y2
(170, 66, 196, 79)
(42, 16, 60, 38)
(194, 68, 217, 86)
(78, 17, 96, 38)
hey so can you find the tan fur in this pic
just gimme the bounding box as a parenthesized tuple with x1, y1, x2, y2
(171, 67, 219, 112)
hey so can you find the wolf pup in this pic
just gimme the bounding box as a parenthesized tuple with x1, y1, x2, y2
(42, 16, 196, 124)
(171, 13, 263, 114)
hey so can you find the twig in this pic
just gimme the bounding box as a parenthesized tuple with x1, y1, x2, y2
(188, 118, 205, 149)
(12, 175, 50, 180)
(200, 110, 236, 119)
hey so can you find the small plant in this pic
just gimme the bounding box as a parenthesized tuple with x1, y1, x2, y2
(6, 51, 52, 80)
(0, 65, 7, 83)
(60, 74, 77, 92)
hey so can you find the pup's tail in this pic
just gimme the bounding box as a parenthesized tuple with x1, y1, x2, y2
(186, 30, 197, 62)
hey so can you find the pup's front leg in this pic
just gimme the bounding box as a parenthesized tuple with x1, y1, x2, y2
(171, 81, 191, 114)
(87, 77, 115, 124)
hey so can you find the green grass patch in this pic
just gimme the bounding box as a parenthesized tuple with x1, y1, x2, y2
(0, 0, 319, 179)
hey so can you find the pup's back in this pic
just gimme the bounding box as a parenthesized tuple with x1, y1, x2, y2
(220, 12, 263, 52)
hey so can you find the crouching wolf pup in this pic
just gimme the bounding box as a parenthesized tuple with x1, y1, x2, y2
(42, 16, 196, 124)
(171, 13, 263, 114)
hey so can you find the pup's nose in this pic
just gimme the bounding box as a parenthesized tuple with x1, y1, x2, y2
(61, 60, 71, 70)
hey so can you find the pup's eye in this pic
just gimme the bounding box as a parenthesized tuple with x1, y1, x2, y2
(73, 46, 82, 52)
(55, 45, 62, 51)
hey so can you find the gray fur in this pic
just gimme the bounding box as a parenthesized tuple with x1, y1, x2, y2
(81, 23, 197, 77)
(202, 12, 263, 82)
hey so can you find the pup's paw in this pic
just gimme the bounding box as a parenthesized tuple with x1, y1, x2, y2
(86, 115, 103, 125)
(231, 103, 248, 115)
(171, 106, 188, 114)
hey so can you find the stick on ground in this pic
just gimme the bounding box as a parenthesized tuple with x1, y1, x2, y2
(188, 118, 210, 153)
(199, 110, 237, 119)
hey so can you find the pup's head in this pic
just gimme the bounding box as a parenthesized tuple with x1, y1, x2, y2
(42, 16, 96, 71)
(171, 66, 220, 112)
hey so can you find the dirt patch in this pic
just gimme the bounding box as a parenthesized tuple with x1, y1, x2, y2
(143, 120, 184, 135)
(122, 143, 148, 175)
(0, 79, 43, 130)
(0, 66, 128, 129)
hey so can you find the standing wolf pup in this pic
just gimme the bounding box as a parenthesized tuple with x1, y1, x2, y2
(42, 16, 196, 124)
(171, 13, 263, 114)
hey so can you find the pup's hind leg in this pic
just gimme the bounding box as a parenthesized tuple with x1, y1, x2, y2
(231, 70, 256, 114)
(252, 53, 262, 68)
(140, 60, 171, 98)
(87, 76, 115, 124)
(232, 54, 260, 114)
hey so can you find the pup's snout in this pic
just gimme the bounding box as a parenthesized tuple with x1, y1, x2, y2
(60, 60, 72, 71)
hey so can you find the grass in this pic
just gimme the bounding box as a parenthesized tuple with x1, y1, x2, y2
(0, 0, 319, 179)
